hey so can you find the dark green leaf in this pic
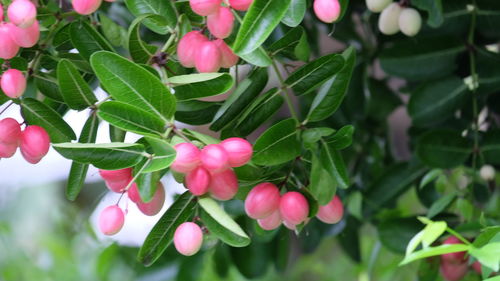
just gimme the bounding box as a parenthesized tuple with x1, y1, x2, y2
(309, 152, 336, 205)
(175, 100, 220, 125)
(416, 130, 471, 168)
(128, 14, 160, 64)
(125, 0, 177, 34)
(281, 0, 306, 27)
(34, 74, 64, 102)
(268, 26, 310, 61)
(482, 130, 500, 165)
(173, 73, 234, 101)
(412, 0, 443, 27)
(427, 192, 457, 218)
(70, 21, 114, 61)
(326, 125, 354, 150)
(57, 59, 97, 110)
(136, 170, 161, 203)
(319, 140, 349, 189)
(302, 127, 336, 150)
(378, 217, 423, 254)
(99, 14, 127, 47)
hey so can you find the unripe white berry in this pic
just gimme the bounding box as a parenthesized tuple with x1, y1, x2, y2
(399, 8, 422, 37)
(480, 165, 495, 181)
(366, 0, 392, 13)
(378, 3, 402, 35)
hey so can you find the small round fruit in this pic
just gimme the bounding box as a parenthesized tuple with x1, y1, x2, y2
(200, 144, 229, 173)
(185, 166, 211, 196)
(441, 236, 467, 263)
(7, 0, 37, 28)
(279, 192, 309, 225)
(1, 69, 26, 99)
(99, 168, 132, 182)
(245, 182, 281, 219)
(99, 205, 125, 235)
(0, 23, 20, 60)
(207, 7, 234, 39)
(177, 31, 209, 68)
(208, 169, 238, 201)
(72, 0, 102, 15)
(127, 183, 141, 203)
(316, 195, 344, 224)
(0, 118, 22, 145)
(282, 219, 296, 230)
(440, 260, 468, 281)
(220, 137, 253, 167)
(228, 0, 252, 11)
(137, 183, 165, 216)
(195, 41, 222, 73)
(257, 210, 282, 231)
(8, 21, 40, 48)
(20, 125, 50, 164)
(365, 0, 392, 13)
(0, 142, 18, 158)
(214, 39, 239, 68)
(189, 0, 222, 16)
(313, 0, 341, 23)
(174, 222, 203, 256)
(378, 3, 402, 35)
(171, 142, 201, 173)
(480, 165, 495, 181)
(398, 8, 422, 37)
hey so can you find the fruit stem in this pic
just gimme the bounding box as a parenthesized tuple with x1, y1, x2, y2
(172, 126, 191, 143)
(271, 60, 299, 120)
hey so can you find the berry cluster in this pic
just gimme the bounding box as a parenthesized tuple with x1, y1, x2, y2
(72, 0, 114, 16)
(0, 118, 50, 163)
(368, 0, 422, 37)
(313, 0, 341, 24)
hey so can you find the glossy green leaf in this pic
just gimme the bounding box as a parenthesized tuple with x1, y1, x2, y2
(173, 73, 234, 101)
(309, 153, 336, 205)
(412, 0, 444, 27)
(53, 143, 146, 170)
(239, 47, 272, 67)
(143, 137, 176, 173)
(128, 15, 160, 64)
(66, 114, 99, 201)
(416, 130, 471, 169)
(285, 54, 344, 96)
(70, 21, 114, 61)
(138, 192, 196, 266)
(319, 140, 349, 189)
(302, 127, 336, 150)
(252, 118, 301, 166)
(98, 101, 166, 137)
(469, 243, 500, 272)
(421, 221, 447, 248)
(99, 14, 127, 47)
(281, 0, 306, 27)
(268, 26, 310, 61)
(21, 98, 76, 143)
(400, 244, 470, 265)
(199, 197, 251, 247)
(326, 125, 354, 150)
(90, 51, 176, 122)
(57, 59, 97, 110)
(125, 0, 177, 34)
(135, 170, 161, 203)
(481, 130, 500, 165)
(427, 192, 457, 218)
(233, 0, 292, 54)
(378, 217, 423, 254)
(34, 74, 64, 102)
(307, 47, 355, 122)
(175, 100, 220, 125)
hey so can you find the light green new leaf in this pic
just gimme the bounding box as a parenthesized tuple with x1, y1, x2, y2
(143, 137, 176, 173)
(469, 243, 500, 272)
(400, 244, 470, 265)
(421, 221, 447, 248)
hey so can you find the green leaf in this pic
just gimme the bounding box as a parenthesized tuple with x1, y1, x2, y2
(469, 243, 500, 272)
(70, 21, 114, 61)
(302, 127, 336, 150)
(319, 140, 349, 189)
(53, 143, 146, 170)
(34, 74, 64, 102)
(482, 130, 500, 165)
(285, 54, 345, 96)
(412, 0, 443, 27)
(326, 125, 354, 150)
(400, 244, 470, 265)
(281, 0, 306, 27)
(57, 59, 97, 110)
(427, 192, 457, 219)
(99, 14, 127, 47)
(408, 77, 468, 126)
(175, 100, 220, 126)
(210, 68, 268, 131)
(307, 47, 356, 122)
(378, 217, 423, 254)
(309, 152, 336, 205)
(66, 114, 99, 201)
(138, 192, 196, 266)
(21, 98, 76, 143)
(143, 137, 176, 173)
(173, 73, 234, 101)
(97, 101, 167, 137)
(268, 26, 310, 61)
(233, 0, 292, 54)
(484, 276, 500, 281)
(421, 221, 447, 248)
(239, 47, 272, 67)
(416, 130, 471, 169)
(125, 0, 177, 34)
(128, 15, 160, 64)
(135, 170, 161, 203)
(198, 197, 251, 247)
(252, 118, 301, 166)
(90, 51, 176, 122)
(419, 169, 443, 189)
(473, 227, 500, 248)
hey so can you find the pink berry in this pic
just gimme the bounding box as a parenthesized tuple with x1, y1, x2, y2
(99, 168, 132, 182)
(1, 69, 26, 99)
(185, 166, 211, 196)
(20, 125, 50, 164)
(7, 0, 37, 28)
(189, 0, 221, 16)
(0, 142, 18, 158)
(282, 219, 296, 230)
(0, 23, 20, 60)
(207, 7, 234, 39)
(472, 261, 482, 274)
(195, 41, 222, 73)
(177, 31, 209, 68)
(8, 20, 40, 48)
(127, 183, 141, 203)
(171, 142, 201, 173)
(228, 0, 253, 11)
(72, 0, 102, 15)
(200, 144, 229, 172)
(440, 260, 468, 281)
(313, 0, 341, 23)
(245, 182, 280, 219)
(137, 182, 165, 216)
(279, 192, 309, 225)
(174, 222, 203, 256)
(214, 39, 239, 68)
(0, 118, 22, 145)
(316, 195, 344, 224)
(208, 169, 238, 201)
(0, 3, 3, 22)
(257, 210, 282, 231)
(441, 236, 466, 263)
(98, 205, 125, 235)
(220, 137, 253, 167)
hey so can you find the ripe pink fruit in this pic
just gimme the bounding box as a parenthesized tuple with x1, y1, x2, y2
(195, 41, 222, 73)
(174, 222, 203, 256)
(127, 183, 141, 203)
(137, 183, 165, 216)
(0, 3, 3, 22)
(1, 69, 26, 99)
(257, 210, 282, 231)
(171, 142, 201, 173)
(0, 142, 18, 158)
(177, 31, 209, 68)
(208, 169, 238, 201)
(0, 23, 20, 59)
(245, 182, 281, 219)
(279, 192, 309, 225)
(200, 144, 229, 172)
(99, 168, 132, 182)
(98, 205, 125, 235)
(7, 0, 37, 28)
(214, 39, 239, 68)
(220, 137, 252, 167)
(20, 125, 50, 164)
(72, 0, 102, 15)
(316, 195, 344, 224)
(282, 219, 296, 230)
(0, 118, 22, 145)
(472, 261, 482, 274)
(189, 0, 221, 16)
(8, 21, 40, 48)
(441, 236, 467, 263)
(207, 7, 234, 39)
(185, 166, 211, 196)
(440, 260, 468, 281)
(313, 0, 341, 23)
(228, 0, 252, 11)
